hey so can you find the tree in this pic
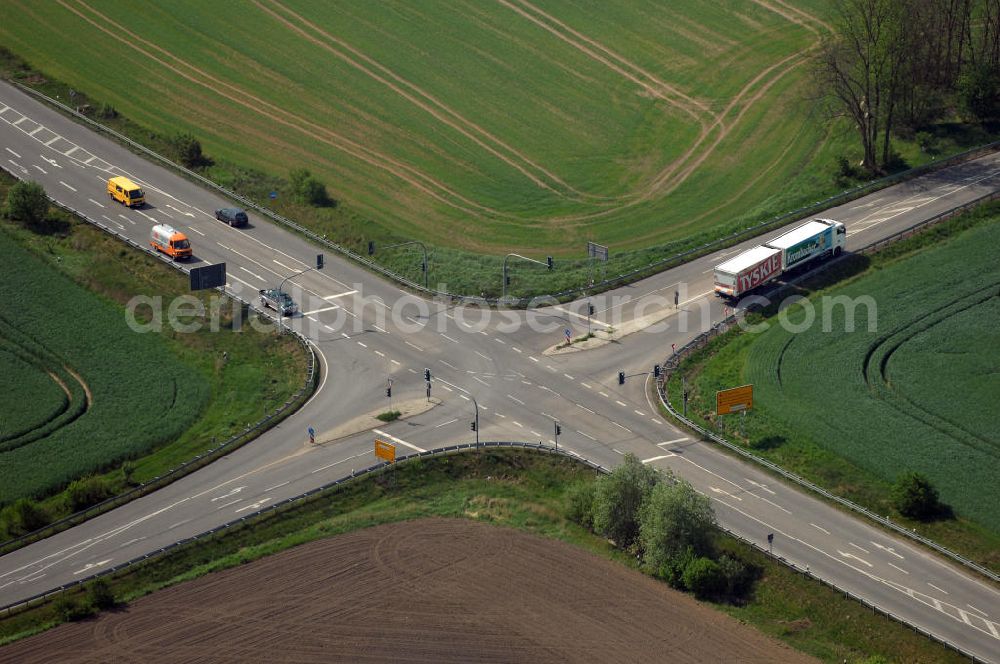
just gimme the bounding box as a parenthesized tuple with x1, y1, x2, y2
(683, 557, 726, 599)
(5, 180, 49, 224)
(289, 168, 332, 206)
(892, 471, 943, 520)
(817, 0, 908, 174)
(959, 62, 1000, 122)
(638, 476, 716, 577)
(564, 479, 596, 529)
(88, 578, 117, 610)
(0, 498, 50, 536)
(591, 453, 659, 550)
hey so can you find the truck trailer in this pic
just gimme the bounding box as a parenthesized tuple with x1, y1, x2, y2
(714, 218, 846, 299)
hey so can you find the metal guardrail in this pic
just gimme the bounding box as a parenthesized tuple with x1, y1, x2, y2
(0, 165, 319, 555)
(656, 187, 1000, 587)
(13, 82, 1000, 307)
(0, 441, 607, 617)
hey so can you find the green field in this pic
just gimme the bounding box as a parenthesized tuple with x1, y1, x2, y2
(678, 214, 1000, 535)
(0, 0, 847, 260)
(0, 228, 209, 504)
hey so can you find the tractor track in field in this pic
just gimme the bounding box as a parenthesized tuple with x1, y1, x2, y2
(61, 0, 518, 222)
(259, 0, 616, 206)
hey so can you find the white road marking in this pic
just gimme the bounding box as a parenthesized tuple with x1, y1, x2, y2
(711, 486, 742, 501)
(473, 376, 489, 386)
(4, 147, 21, 158)
(810, 523, 830, 535)
(546, 365, 557, 372)
(435, 418, 458, 428)
(634, 409, 645, 416)
(459, 394, 470, 401)
(235, 498, 272, 513)
(611, 421, 632, 433)
(32, 164, 46, 174)
(564, 373, 575, 380)
(494, 337, 506, 344)
(307, 316, 319, 323)
(642, 454, 674, 463)
(888, 562, 909, 575)
(576, 430, 596, 441)
(374, 350, 385, 357)
(966, 604, 988, 617)
(599, 391, 609, 398)
(580, 382, 592, 389)
(239, 266, 265, 282)
(612, 448, 624, 455)
(529, 356, 539, 362)
(849, 542, 870, 554)
(658, 437, 689, 447)
(615, 400, 627, 407)
(744, 478, 776, 495)
(440, 333, 458, 343)
(475, 350, 490, 360)
(575, 403, 595, 414)
(371, 430, 425, 453)
(440, 359, 458, 370)
(927, 582, 949, 595)
(88, 198, 105, 207)
(118, 213, 135, 225)
(72, 559, 112, 576)
(215, 498, 242, 510)
(265, 481, 290, 492)
(838, 550, 873, 567)
(158, 208, 175, 219)
(512, 346, 522, 353)
(301, 305, 339, 316)
(356, 341, 367, 348)
(513, 421, 524, 428)
(323, 289, 358, 300)
(404, 340, 424, 352)
(507, 394, 525, 405)
(870, 541, 905, 560)
(311, 452, 367, 474)
(373, 324, 388, 333)
(228, 274, 257, 289)
(186, 225, 205, 236)
(59, 180, 76, 192)
(530, 430, 542, 437)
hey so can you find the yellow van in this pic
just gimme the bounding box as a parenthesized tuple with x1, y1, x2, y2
(107, 176, 145, 208)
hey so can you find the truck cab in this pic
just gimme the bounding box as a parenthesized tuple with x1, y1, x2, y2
(150, 224, 192, 260)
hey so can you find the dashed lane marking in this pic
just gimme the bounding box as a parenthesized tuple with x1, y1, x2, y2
(373, 429, 426, 453)
(810, 523, 830, 535)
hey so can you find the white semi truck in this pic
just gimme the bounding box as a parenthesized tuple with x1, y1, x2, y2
(713, 218, 846, 299)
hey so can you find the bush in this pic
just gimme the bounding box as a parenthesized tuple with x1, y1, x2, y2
(53, 595, 94, 622)
(0, 498, 50, 537)
(638, 476, 716, 576)
(959, 63, 1000, 122)
(834, 155, 860, 185)
(592, 453, 659, 550)
(87, 578, 116, 610)
(564, 480, 595, 529)
(892, 472, 943, 520)
(683, 556, 725, 599)
(915, 131, 935, 154)
(171, 133, 207, 168)
(4, 180, 48, 225)
(97, 103, 118, 119)
(717, 554, 756, 599)
(66, 476, 115, 513)
(289, 168, 333, 207)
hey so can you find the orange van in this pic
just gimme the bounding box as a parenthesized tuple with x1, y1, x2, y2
(150, 224, 192, 260)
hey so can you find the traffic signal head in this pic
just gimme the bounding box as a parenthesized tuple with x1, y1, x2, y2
(470, 421, 477, 432)
(588, 303, 595, 315)
(555, 424, 562, 436)
(424, 368, 431, 381)
(654, 364, 661, 378)
(317, 253, 324, 270)
(546, 256, 554, 270)
(386, 386, 392, 398)
(618, 371, 625, 385)
(367, 241, 375, 256)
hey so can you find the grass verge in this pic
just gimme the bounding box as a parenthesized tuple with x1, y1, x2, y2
(0, 171, 310, 541)
(666, 202, 1000, 573)
(0, 449, 967, 663)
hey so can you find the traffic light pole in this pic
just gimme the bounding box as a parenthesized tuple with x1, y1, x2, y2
(275, 254, 324, 333)
(368, 240, 428, 288)
(502, 253, 553, 303)
(472, 395, 479, 447)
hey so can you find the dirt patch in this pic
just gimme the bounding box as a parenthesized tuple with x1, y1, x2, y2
(1, 519, 816, 663)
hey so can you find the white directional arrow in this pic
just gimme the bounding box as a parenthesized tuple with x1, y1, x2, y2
(167, 204, 195, 217)
(73, 559, 112, 575)
(41, 156, 62, 168)
(211, 486, 246, 502)
(838, 550, 873, 567)
(710, 486, 742, 501)
(235, 498, 272, 513)
(744, 478, 776, 495)
(870, 541, 905, 559)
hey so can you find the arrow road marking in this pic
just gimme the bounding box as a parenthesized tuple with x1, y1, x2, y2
(73, 559, 112, 575)
(744, 478, 776, 495)
(710, 486, 742, 501)
(210, 486, 246, 502)
(870, 541, 905, 559)
(838, 550, 873, 567)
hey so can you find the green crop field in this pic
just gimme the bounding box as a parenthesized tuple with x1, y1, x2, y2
(0, 0, 847, 260)
(686, 216, 1000, 533)
(0, 229, 209, 505)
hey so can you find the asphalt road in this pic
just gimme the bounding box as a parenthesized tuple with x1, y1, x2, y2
(0, 79, 998, 660)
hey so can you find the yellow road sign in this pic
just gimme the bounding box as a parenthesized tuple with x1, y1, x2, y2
(375, 439, 396, 462)
(716, 384, 753, 415)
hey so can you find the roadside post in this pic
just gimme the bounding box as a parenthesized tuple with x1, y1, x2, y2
(767, 532, 774, 557)
(564, 328, 572, 345)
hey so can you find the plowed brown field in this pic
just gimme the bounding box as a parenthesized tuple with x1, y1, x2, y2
(1, 518, 815, 663)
